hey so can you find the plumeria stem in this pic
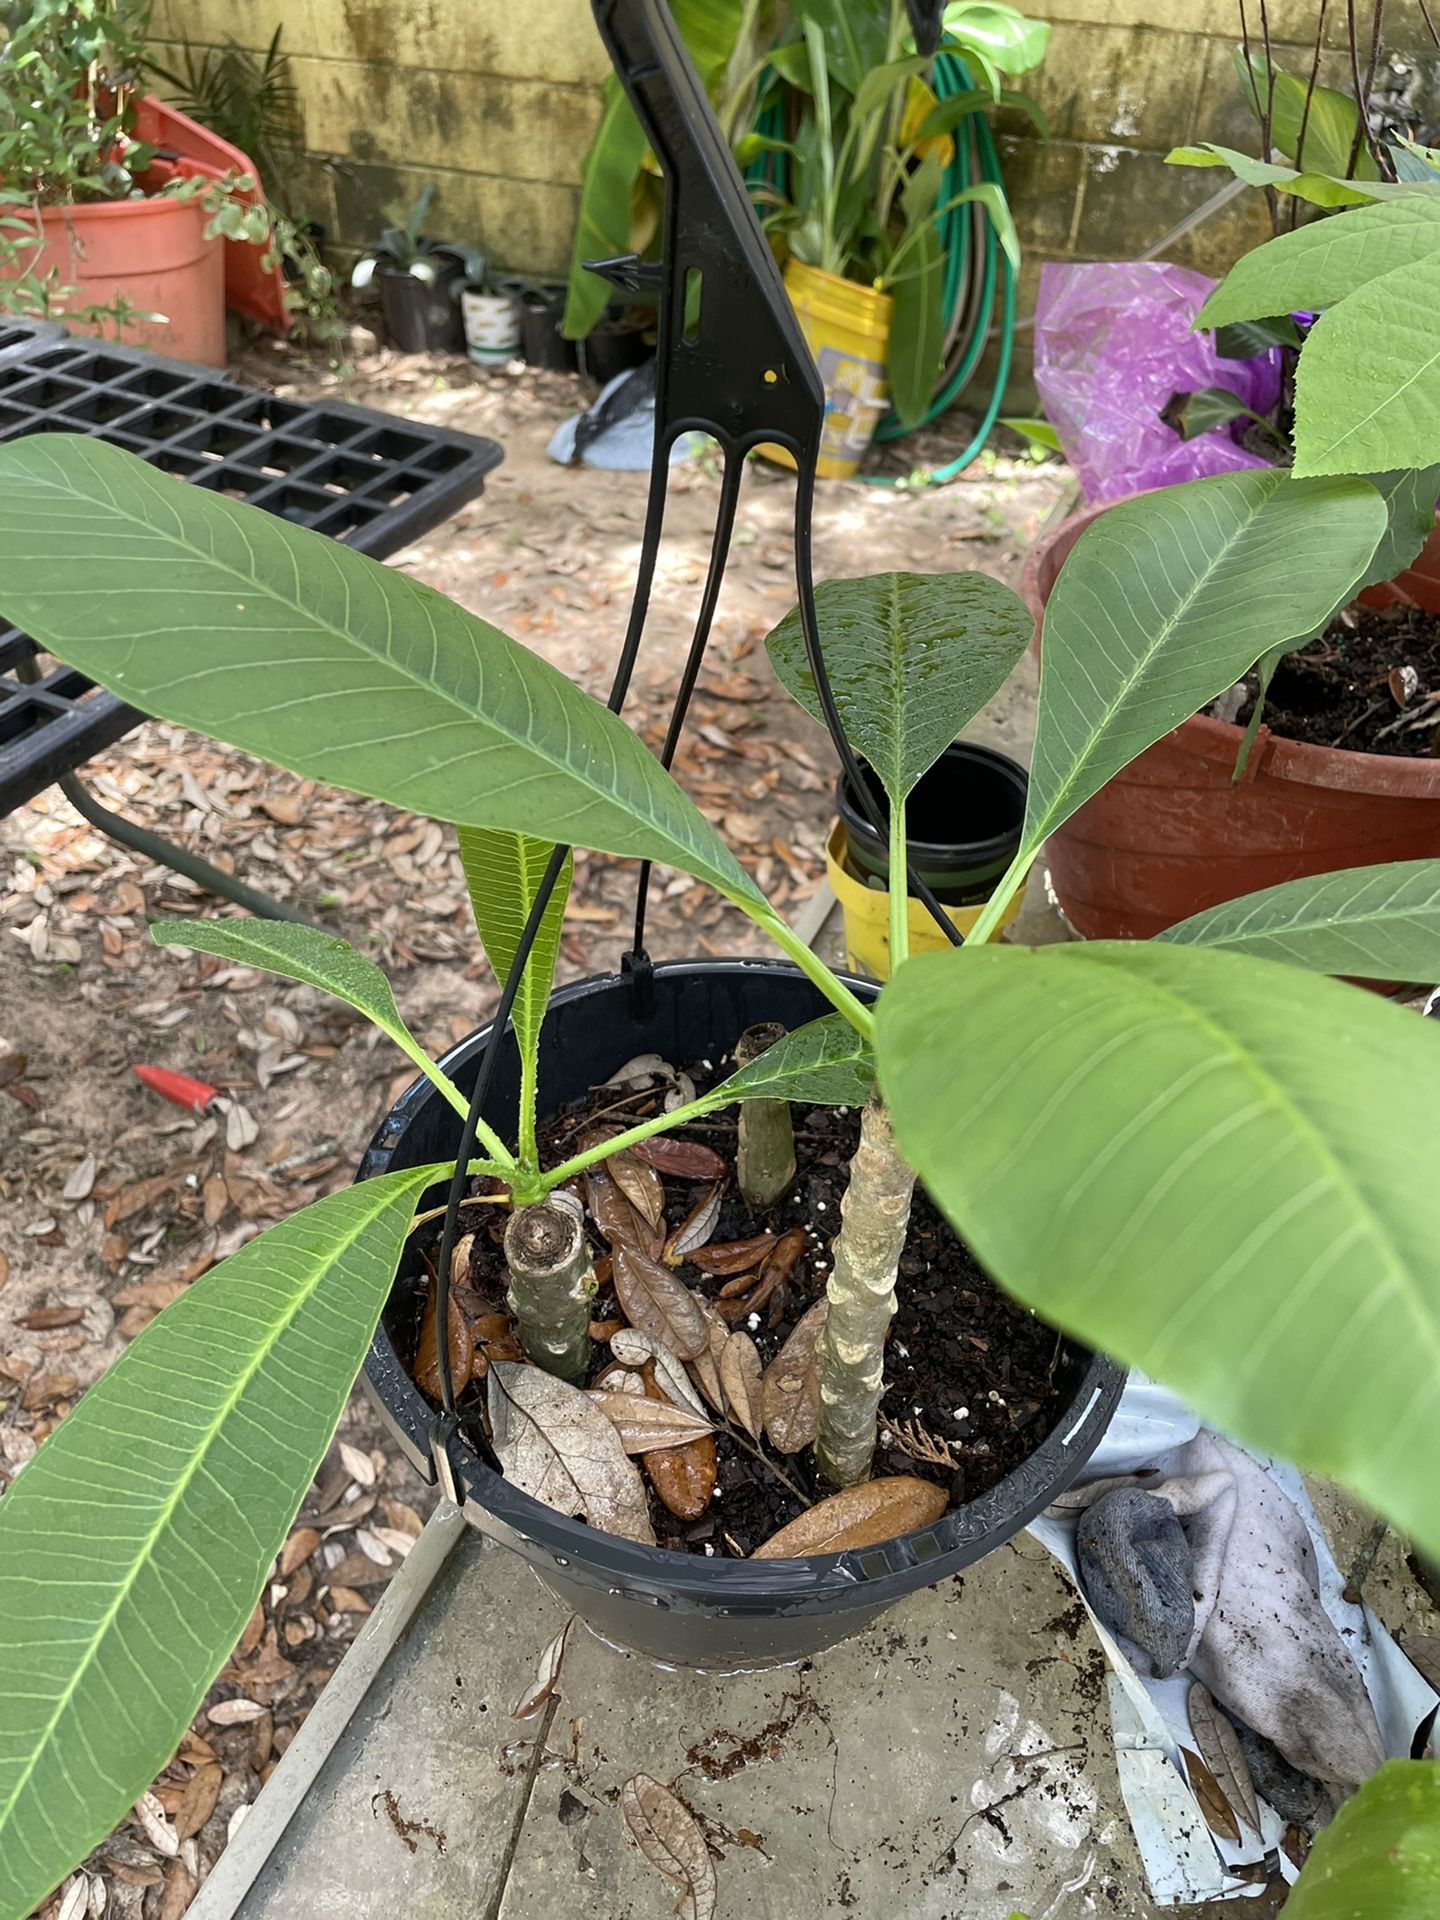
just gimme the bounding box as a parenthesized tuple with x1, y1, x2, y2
(965, 842, 1035, 948)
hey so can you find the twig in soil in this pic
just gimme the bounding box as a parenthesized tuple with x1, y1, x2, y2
(722, 1422, 812, 1510)
(1342, 1517, 1389, 1605)
(552, 1086, 660, 1139)
(407, 1195, 512, 1236)
(1331, 698, 1387, 746)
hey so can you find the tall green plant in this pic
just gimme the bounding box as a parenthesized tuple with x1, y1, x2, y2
(1, 437, 1439, 1913)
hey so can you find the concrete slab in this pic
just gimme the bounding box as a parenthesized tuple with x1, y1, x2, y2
(214, 1505, 1286, 1920)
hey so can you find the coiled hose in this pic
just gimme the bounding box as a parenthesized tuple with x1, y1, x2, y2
(750, 50, 1017, 485)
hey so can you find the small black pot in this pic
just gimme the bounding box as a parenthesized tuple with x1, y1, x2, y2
(581, 321, 653, 384)
(377, 263, 463, 353)
(519, 287, 578, 372)
(360, 960, 1123, 1667)
(839, 742, 1028, 901)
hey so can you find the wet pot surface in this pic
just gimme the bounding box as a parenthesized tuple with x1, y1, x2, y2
(360, 961, 1123, 1666)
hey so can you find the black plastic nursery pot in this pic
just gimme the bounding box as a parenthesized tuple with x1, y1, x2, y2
(519, 287, 579, 372)
(838, 742, 1028, 900)
(360, 960, 1123, 1667)
(581, 320, 654, 384)
(377, 264, 463, 353)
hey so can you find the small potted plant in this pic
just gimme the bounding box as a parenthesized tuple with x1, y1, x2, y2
(0, 0, 231, 362)
(349, 184, 482, 353)
(458, 262, 522, 367)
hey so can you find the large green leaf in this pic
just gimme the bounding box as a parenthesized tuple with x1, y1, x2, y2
(1197, 197, 1440, 332)
(788, 0, 889, 94)
(1291, 251, 1440, 476)
(1283, 1761, 1440, 1918)
(876, 941, 1440, 1557)
(710, 1011, 875, 1106)
(1231, 49, 1378, 179)
(1357, 466, 1440, 590)
(885, 153, 948, 430)
(1166, 142, 1424, 210)
(0, 437, 762, 913)
(943, 2, 1050, 76)
(457, 829, 572, 1163)
(1158, 860, 1440, 980)
(561, 75, 649, 341)
(0, 1166, 442, 1920)
(1022, 471, 1385, 862)
(150, 917, 474, 1125)
(765, 570, 1032, 807)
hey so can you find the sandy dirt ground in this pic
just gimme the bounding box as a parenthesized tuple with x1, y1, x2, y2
(0, 342, 1069, 1917)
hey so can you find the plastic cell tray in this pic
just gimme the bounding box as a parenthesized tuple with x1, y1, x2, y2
(0, 323, 503, 813)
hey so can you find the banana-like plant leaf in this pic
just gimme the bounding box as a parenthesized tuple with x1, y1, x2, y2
(1292, 252, 1440, 476)
(1000, 415, 1062, 452)
(1197, 198, 1440, 332)
(561, 75, 649, 341)
(1158, 860, 1440, 980)
(710, 1012, 875, 1106)
(457, 829, 572, 1161)
(150, 918, 472, 1122)
(766, 570, 1032, 808)
(876, 941, 1440, 1558)
(1022, 471, 1386, 866)
(789, 0, 890, 94)
(0, 437, 763, 913)
(0, 1165, 444, 1920)
(1282, 1761, 1440, 1918)
(885, 154, 949, 430)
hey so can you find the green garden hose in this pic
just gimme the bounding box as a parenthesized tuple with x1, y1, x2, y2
(749, 50, 1018, 484)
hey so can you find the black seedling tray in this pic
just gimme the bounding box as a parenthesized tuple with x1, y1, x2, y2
(0, 323, 503, 814)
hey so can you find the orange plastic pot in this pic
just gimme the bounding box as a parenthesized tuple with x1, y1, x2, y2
(1020, 497, 1440, 940)
(13, 193, 225, 366)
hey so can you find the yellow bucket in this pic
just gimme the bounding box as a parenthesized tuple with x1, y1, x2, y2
(825, 821, 1024, 981)
(770, 259, 892, 480)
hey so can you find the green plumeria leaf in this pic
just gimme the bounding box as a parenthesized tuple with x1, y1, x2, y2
(457, 829, 572, 1161)
(876, 942, 1440, 1558)
(150, 917, 473, 1124)
(766, 571, 1032, 807)
(1292, 253, 1440, 476)
(1197, 197, 1440, 332)
(1158, 860, 1440, 980)
(0, 437, 764, 914)
(0, 1166, 445, 1920)
(1023, 471, 1385, 864)
(1281, 1761, 1440, 1918)
(711, 1012, 875, 1107)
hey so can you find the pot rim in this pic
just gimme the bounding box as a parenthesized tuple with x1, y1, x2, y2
(1020, 492, 1440, 798)
(36, 192, 206, 226)
(838, 740, 1029, 866)
(360, 957, 1125, 1604)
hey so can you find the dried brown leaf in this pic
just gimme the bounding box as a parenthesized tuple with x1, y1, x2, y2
(630, 1137, 726, 1180)
(585, 1165, 664, 1259)
(759, 1227, 807, 1288)
(588, 1389, 715, 1453)
(62, 1154, 97, 1202)
(608, 1327, 708, 1418)
(619, 1773, 717, 1920)
(663, 1182, 724, 1267)
(612, 1244, 708, 1361)
(174, 1761, 223, 1841)
(202, 1174, 229, 1227)
(511, 1618, 574, 1720)
(413, 1282, 474, 1402)
(17, 1306, 83, 1331)
(338, 1441, 378, 1488)
(753, 1477, 948, 1558)
(487, 1361, 655, 1544)
(54, 1876, 88, 1920)
(638, 1369, 717, 1521)
(718, 1332, 764, 1440)
(686, 1298, 730, 1416)
(1401, 1632, 1440, 1693)
(690, 1233, 777, 1276)
(716, 1269, 761, 1300)
(761, 1298, 827, 1454)
(608, 1151, 666, 1231)
(279, 1526, 320, 1578)
(158, 1860, 196, 1920)
(131, 1789, 180, 1858)
(1187, 1683, 1260, 1837)
(1180, 1744, 1242, 1847)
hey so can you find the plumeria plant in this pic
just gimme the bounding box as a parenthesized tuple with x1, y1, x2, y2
(1, 429, 1440, 1915)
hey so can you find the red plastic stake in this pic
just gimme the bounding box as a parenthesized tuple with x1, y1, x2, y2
(133, 1064, 219, 1113)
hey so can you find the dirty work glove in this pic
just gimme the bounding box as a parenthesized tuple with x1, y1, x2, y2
(1076, 1487, 1194, 1678)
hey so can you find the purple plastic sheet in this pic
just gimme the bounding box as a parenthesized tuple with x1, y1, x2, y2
(1033, 261, 1282, 504)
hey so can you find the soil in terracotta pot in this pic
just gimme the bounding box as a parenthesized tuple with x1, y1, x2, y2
(404, 1068, 1074, 1558)
(1233, 602, 1440, 757)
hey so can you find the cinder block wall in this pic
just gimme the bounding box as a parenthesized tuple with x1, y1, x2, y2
(150, 0, 1439, 342)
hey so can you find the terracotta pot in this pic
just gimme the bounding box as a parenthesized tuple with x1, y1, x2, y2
(1019, 497, 1440, 940)
(9, 193, 225, 366)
